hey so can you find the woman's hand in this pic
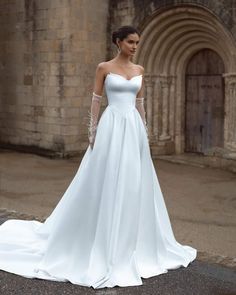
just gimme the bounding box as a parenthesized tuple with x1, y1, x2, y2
(89, 132, 96, 149)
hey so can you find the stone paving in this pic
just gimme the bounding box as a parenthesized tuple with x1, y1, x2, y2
(0, 149, 236, 294)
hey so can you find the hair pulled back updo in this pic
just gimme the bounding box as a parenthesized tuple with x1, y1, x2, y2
(112, 25, 140, 47)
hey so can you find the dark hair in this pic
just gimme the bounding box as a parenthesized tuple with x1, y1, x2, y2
(112, 25, 140, 47)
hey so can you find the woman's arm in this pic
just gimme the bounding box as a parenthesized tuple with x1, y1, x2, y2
(88, 63, 106, 149)
(135, 66, 148, 137)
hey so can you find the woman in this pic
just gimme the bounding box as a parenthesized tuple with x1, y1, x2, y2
(0, 25, 197, 289)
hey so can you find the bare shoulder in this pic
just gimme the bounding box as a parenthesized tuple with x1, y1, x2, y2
(135, 64, 144, 75)
(96, 61, 111, 75)
(96, 62, 107, 71)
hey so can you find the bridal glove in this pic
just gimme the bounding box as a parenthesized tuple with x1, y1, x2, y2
(88, 92, 102, 149)
(135, 97, 149, 140)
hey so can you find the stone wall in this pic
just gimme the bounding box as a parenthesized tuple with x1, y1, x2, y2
(109, 0, 236, 36)
(1, 0, 236, 158)
(0, 0, 109, 157)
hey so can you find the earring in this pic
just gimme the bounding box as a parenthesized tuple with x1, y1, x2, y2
(117, 42, 121, 53)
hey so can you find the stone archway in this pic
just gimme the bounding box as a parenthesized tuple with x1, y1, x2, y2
(134, 5, 236, 157)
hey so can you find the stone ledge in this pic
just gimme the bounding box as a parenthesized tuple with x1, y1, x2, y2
(0, 208, 46, 223)
(156, 152, 236, 174)
(197, 251, 236, 269)
(0, 144, 85, 159)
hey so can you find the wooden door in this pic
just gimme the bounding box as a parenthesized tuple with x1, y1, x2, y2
(185, 49, 225, 153)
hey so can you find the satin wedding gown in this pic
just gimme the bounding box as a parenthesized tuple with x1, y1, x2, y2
(0, 72, 197, 289)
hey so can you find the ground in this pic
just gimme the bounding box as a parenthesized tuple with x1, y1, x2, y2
(0, 148, 235, 294)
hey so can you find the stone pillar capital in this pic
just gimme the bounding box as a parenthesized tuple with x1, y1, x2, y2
(223, 72, 236, 79)
(157, 74, 174, 88)
(144, 73, 155, 86)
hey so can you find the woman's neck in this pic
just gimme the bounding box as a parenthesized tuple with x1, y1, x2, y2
(113, 53, 133, 65)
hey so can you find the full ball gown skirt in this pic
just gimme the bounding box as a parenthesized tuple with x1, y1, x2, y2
(0, 72, 197, 289)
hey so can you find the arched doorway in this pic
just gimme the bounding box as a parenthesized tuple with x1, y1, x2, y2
(135, 5, 236, 157)
(185, 49, 225, 154)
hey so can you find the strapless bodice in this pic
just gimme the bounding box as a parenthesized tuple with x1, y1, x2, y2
(104, 72, 142, 113)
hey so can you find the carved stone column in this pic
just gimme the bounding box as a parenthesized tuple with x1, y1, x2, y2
(223, 73, 236, 151)
(144, 74, 154, 138)
(169, 75, 177, 139)
(158, 75, 172, 141)
(152, 74, 160, 140)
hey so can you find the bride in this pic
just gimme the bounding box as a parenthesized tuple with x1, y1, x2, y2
(0, 25, 197, 289)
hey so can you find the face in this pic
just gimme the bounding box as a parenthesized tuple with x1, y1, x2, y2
(117, 33, 140, 56)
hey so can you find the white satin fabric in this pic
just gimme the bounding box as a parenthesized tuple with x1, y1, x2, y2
(0, 73, 197, 289)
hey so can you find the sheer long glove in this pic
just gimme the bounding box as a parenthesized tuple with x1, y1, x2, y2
(135, 97, 149, 140)
(87, 92, 102, 149)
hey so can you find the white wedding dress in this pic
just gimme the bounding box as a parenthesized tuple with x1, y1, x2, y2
(0, 72, 197, 289)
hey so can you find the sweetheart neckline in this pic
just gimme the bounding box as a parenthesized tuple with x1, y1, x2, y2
(105, 72, 143, 82)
